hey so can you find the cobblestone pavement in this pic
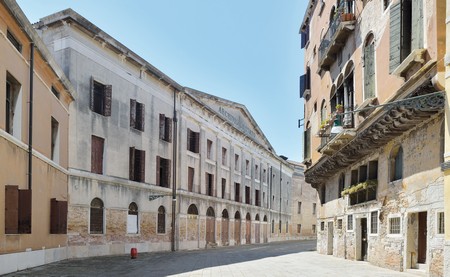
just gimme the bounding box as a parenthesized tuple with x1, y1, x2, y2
(4, 240, 420, 277)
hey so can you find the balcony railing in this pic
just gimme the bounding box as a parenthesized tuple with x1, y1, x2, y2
(317, 111, 355, 155)
(318, 0, 356, 71)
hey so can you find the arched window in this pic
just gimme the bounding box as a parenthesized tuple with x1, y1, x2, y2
(158, 206, 165, 233)
(222, 209, 229, 219)
(364, 33, 375, 100)
(90, 198, 104, 234)
(263, 215, 267, 222)
(127, 202, 138, 234)
(390, 145, 403, 181)
(207, 207, 215, 217)
(187, 204, 198, 216)
(255, 214, 260, 221)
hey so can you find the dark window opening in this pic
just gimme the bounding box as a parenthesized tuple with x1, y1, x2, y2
(51, 117, 59, 162)
(5, 73, 21, 136)
(157, 156, 171, 188)
(206, 173, 214, 196)
(90, 79, 112, 116)
(129, 147, 145, 182)
(221, 178, 226, 199)
(158, 206, 165, 233)
(130, 99, 145, 131)
(159, 114, 172, 142)
(187, 129, 200, 153)
(7, 30, 22, 52)
(51, 86, 60, 99)
(206, 139, 213, 159)
(245, 186, 251, 205)
(390, 145, 403, 182)
(255, 189, 260, 207)
(338, 174, 345, 198)
(235, 183, 240, 202)
(90, 198, 104, 234)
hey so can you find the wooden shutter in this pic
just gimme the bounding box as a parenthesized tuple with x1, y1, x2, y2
(389, 2, 402, 73)
(156, 156, 161, 186)
(411, 0, 423, 50)
(129, 147, 135, 181)
(18, 189, 31, 234)
(130, 99, 136, 128)
(364, 43, 375, 99)
(5, 185, 18, 234)
(138, 150, 145, 182)
(187, 129, 192, 151)
(166, 117, 172, 142)
(91, 136, 104, 174)
(188, 167, 194, 192)
(299, 74, 306, 98)
(159, 114, 165, 139)
(104, 85, 112, 116)
(89, 77, 95, 111)
(51, 199, 68, 234)
(194, 132, 200, 153)
(165, 159, 171, 188)
(138, 103, 145, 131)
(303, 128, 311, 159)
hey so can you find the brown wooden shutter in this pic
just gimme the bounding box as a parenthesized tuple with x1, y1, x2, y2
(5, 185, 18, 234)
(389, 2, 402, 73)
(138, 150, 145, 182)
(130, 99, 136, 128)
(156, 156, 161, 186)
(159, 114, 165, 139)
(194, 132, 200, 153)
(18, 189, 31, 234)
(138, 103, 145, 131)
(166, 159, 171, 188)
(129, 147, 135, 180)
(50, 199, 67, 234)
(89, 77, 95, 111)
(104, 85, 112, 116)
(91, 136, 104, 174)
(187, 129, 192, 150)
(165, 117, 172, 142)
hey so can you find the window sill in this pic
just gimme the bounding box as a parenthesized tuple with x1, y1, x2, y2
(392, 49, 426, 78)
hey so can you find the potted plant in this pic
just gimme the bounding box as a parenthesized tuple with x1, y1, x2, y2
(336, 104, 344, 113)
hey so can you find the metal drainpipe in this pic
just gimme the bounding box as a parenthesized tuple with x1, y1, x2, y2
(279, 161, 282, 233)
(171, 88, 178, 252)
(28, 43, 34, 190)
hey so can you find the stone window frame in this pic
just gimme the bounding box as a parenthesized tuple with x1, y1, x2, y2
(369, 209, 379, 236)
(346, 214, 354, 232)
(337, 218, 343, 230)
(387, 213, 402, 238)
(436, 210, 445, 236)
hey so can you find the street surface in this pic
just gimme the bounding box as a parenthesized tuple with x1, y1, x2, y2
(4, 240, 419, 277)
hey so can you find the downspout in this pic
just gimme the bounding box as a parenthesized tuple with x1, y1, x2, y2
(171, 88, 178, 252)
(279, 161, 282, 233)
(28, 43, 34, 190)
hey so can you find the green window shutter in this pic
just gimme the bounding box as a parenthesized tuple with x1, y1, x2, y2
(411, 0, 423, 50)
(389, 2, 402, 73)
(364, 43, 375, 99)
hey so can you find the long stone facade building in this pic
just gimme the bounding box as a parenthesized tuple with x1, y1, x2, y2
(0, 0, 75, 274)
(33, 9, 294, 259)
(300, 0, 445, 276)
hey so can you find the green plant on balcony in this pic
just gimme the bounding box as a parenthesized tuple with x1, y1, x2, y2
(341, 179, 377, 197)
(336, 104, 344, 113)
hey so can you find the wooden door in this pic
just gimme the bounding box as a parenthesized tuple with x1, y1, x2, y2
(255, 223, 260, 243)
(206, 217, 215, 244)
(361, 218, 368, 261)
(246, 220, 251, 244)
(234, 220, 241, 245)
(221, 218, 229, 245)
(418, 212, 427, 264)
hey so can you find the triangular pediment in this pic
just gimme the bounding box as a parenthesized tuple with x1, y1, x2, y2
(184, 88, 274, 152)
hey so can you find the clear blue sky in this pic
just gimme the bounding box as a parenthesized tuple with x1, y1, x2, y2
(17, 0, 306, 162)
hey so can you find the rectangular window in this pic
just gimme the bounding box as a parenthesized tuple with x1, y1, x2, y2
(303, 127, 311, 159)
(51, 117, 60, 163)
(90, 78, 112, 116)
(312, 203, 316, 215)
(337, 219, 343, 230)
(298, 202, 302, 214)
(50, 198, 67, 234)
(235, 154, 239, 171)
(5, 73, 21, 138)
(263, 169, 267, 183)
(245, 160, 250, 175)
(187, 129, 200, 153)
(130, 99, 145, 131)
(7, 30, 22, 52)
(5, 185, 31, 234)
(389, 217, 401, 234)
(255, 164, 259, 180)
(235, 183, 240, 202)
(206, 173, 214, 196)
(437, 212, 444, 234)
(91, 135, 104, 174)
(312, 224, 316, 234)
(320, 221, 325, 231)
(347, 215, 353, 231)
(188, 167, 194, 192)
(245, 186, 251, 204)
(159, 114, 172, 142)
(222, 147, 227, 166)
(255, 189, 260, 206)
(156, 156, 171, 188)
(129, 147, 145, 182)
(371, 211, 378, 234)
(51, 86, 60, 99)
(207, 139, 213, 159)
(221, 178, 226, 199)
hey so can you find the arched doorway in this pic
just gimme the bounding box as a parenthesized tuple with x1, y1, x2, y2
(255, 214, 260, 243)
(206, 207, 215, 244)
(263, 215, 268, 243)
(234, 211, 241, 245)
(221, 209, 229, 245)
(187, 204, 199, 244)
(245, 213, 251, 244)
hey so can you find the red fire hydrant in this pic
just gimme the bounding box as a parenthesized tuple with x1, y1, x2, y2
(130, 247, 138, 259)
